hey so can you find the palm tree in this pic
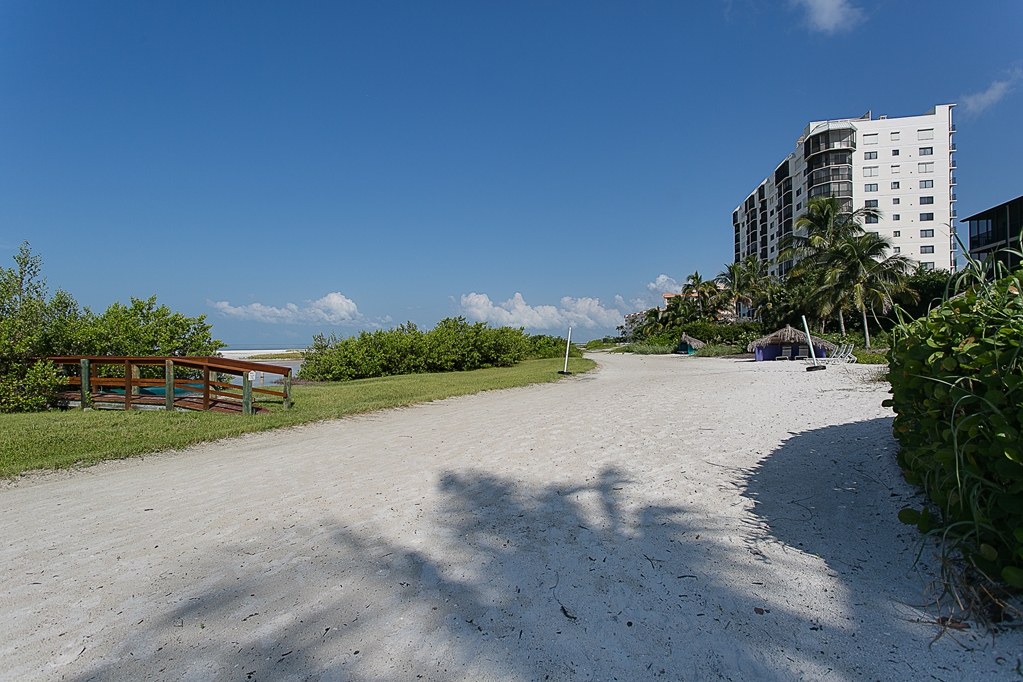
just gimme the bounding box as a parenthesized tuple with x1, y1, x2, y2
(634, 307, 664, 339)
(778, 196, 880, 271)
(777, 196, 882, 335)
(661, 295, 696, 329)
(742, 255, 776, 321)
(715, 261, 748, 321)
(682, 271, 720, 320)
(818, 232, 916, 349)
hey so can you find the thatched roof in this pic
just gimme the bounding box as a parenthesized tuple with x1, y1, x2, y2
(746, 325, 838, 353)
(678, 333, 705, 349)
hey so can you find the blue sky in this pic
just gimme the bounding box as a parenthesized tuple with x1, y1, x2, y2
(1, 1, 1020, 347)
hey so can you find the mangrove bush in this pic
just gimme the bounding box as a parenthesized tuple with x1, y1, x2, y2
(886, 267, 1023, 586)
(299, 317, 578, 382)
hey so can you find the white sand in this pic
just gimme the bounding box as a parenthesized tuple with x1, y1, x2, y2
(1, 354, 1019, 681)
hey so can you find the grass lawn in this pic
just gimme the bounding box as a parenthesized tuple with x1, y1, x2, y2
(0, 356, 595, 477)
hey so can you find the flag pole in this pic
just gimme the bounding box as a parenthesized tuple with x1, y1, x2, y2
(559, 327, 573, 375)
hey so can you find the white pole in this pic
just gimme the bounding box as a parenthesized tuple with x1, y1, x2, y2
(802, 315, 824, 371)
(563, 327, 573, 373)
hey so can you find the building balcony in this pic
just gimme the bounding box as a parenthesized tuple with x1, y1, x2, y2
(950, 160, 957, 168)
(951, 193, 957, 201)
(951, 123, 956, 132)
(950, 143, 956, 151)
(950, 175, 957, 185)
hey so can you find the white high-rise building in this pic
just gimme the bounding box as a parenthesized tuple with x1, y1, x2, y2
(732, 105, 958, 274)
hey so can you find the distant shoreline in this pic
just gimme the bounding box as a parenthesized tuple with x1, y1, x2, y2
(219, 348, 302, 360)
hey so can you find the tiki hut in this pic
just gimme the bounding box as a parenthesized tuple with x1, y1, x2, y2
(747, 325, 838, 361)
(676, 333, 706, 355)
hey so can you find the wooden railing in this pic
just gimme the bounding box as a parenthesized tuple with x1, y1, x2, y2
(47, 356, 293, 415)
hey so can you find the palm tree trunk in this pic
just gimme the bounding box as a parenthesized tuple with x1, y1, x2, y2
(861, 307, 871, 349)
(838, 309, 846, 336)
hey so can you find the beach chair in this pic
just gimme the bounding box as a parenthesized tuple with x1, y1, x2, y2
(793, 344, 810, 361)
(775, 344, 792, 360)
(821, 344, 845, 364)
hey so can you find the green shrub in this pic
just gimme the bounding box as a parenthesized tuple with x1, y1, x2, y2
(694, 344, 744, 357)
(885, 268, 1023, 586)
(681, 321, 764, 348)
(300, 318, 576, 381)
(525, 334, 581, 359)
(852, 350, 888, 364)
(0, 360, 62, 413)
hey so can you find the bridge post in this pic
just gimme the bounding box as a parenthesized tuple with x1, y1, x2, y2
(242, 372, 253, 415)
(202, 366, 210, 411)
(124, 360, 132, 410)
(283, 372, 292, 410)
(80, 358, 90, 408)
(165, 360, 174, 411)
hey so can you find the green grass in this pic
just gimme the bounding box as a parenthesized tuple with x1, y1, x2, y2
(0, 357, 595, 477)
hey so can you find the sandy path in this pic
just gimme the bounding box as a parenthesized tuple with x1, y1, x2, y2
(1, 354, 1019, 681)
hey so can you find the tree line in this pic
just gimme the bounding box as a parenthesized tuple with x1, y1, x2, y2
(631, 196, 950, 349)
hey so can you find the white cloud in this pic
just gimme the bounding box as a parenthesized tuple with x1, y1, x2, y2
(459, 292, 625, 330)
(961, 69, 1023, 118)
(790, 0, 864, 33)
(646, 274, 682, 295)
(208, 292, 365, 325)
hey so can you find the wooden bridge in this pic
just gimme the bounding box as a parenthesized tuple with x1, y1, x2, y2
(48, 356, 293, 415)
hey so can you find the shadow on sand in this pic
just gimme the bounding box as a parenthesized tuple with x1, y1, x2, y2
(72, 419, 985, 681)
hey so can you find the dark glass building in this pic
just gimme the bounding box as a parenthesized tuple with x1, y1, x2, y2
(962, 194, 1023, 270)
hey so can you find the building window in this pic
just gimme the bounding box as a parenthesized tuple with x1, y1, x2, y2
(865, 200, 878, 208)
(864, 151, 878, 160)
(891, 181, 901, 189)
(891, 165, 900, 174)
(920, 229, 934, 237)
(865, 183, 878, 192)
(863, 166, 879, 177)
(893, 230, 901, 236)
(920, 245, 935, 254)
(891, 131, 901, 141)
(864, 133, 879, 145)
(921, 262, 935, 271)
(918, 129, 934, 140)
(920, 213, 934, 221)
(796, 202, 801, 210)
(893, 198, 900, 205)
(866, 216, 878, 224)
(796, 188, 801, 196)
(894, 246, 901, 253)
(918, 162, 934, 173)
(920, 196, 934, 204)
(893, 215, 901, 221)
(920, 180, 933, 189)
(892, 149, 900, 156)
(919, 147, 933, 156)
